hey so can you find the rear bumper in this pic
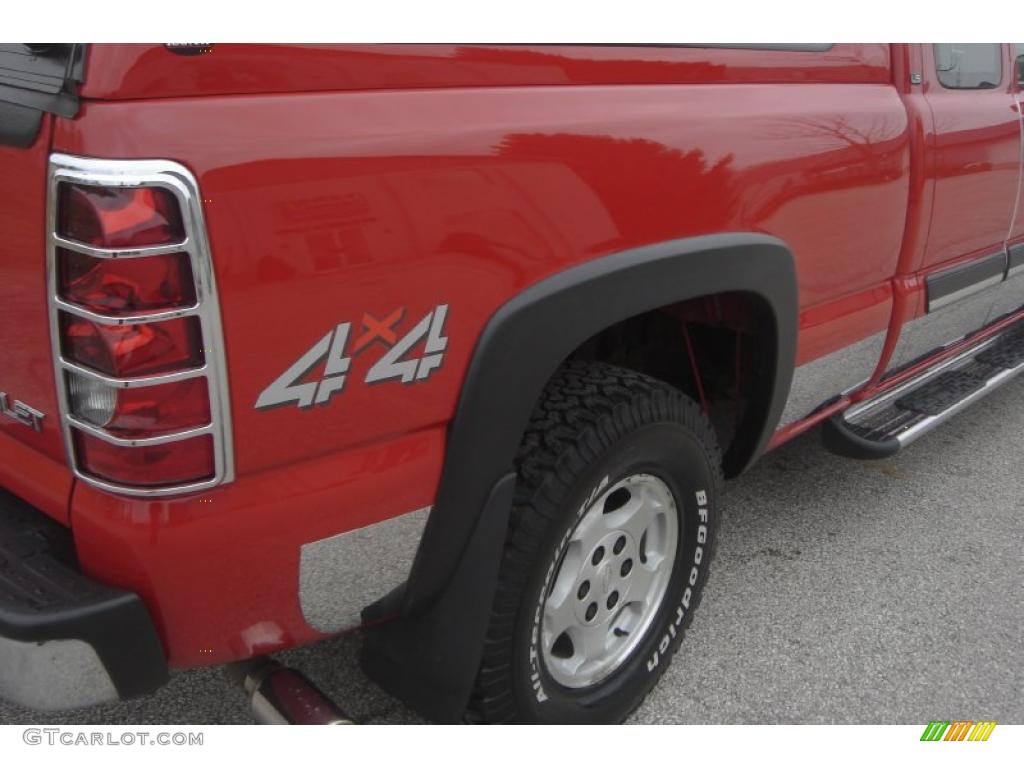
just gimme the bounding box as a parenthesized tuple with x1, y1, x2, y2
(0, 487, 167, 710)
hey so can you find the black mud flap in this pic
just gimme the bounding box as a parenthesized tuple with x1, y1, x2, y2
(359, 474, 515, 723)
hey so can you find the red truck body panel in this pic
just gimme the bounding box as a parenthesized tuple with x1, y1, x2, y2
(0, 118, 74, 523)
(56, 73, 911, 665)
(80, 44, 892, 100)
(2, 44, 1022, 671)
(54, 78, 910, 469)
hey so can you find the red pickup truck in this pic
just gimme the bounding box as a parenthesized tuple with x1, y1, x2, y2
(1, 43, 1022, 725)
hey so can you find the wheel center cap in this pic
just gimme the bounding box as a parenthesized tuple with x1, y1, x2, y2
(543, 473, 680, 689)
(599, 562, 613, 595)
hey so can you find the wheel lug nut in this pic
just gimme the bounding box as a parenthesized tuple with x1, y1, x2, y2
(613, 535, 626, 555)
(585, 602, 598, 621)
(591, 546, 605, 565)
(606, 591, 619, 610)
(621, 559, 633, 577)
(577, 581, 590, 600)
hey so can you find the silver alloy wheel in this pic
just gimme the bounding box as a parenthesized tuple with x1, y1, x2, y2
(541, 473, 679, 688)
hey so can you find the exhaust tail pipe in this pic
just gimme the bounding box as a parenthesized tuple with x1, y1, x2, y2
(231, 658, 355, 725)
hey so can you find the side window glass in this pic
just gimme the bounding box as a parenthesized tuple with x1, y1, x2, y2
(934, 44, 1002, 89)
(1017, 44, 1024, 89)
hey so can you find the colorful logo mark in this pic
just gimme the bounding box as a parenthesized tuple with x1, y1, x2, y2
(920, 721, 997, 742)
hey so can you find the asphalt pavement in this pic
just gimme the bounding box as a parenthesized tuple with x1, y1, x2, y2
(3, 376, 1022, 725)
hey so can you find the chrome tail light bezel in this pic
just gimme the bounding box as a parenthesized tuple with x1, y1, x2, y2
(46, 153, 234, 497)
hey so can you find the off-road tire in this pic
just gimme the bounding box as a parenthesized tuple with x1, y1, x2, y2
(467, 360, 723, 723)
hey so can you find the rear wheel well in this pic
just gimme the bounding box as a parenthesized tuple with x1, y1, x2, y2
(566, 292, 776, 470)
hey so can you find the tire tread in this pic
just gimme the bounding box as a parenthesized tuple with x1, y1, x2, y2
(466, 360, 723, 723)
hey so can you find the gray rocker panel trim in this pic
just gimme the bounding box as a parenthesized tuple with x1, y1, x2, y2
(926, 250, 1006, 313)
(779, 329, 887, 426)
(299, 506, 430, 633)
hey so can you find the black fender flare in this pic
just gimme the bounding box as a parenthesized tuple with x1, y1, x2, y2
(361, 233, 797, 722)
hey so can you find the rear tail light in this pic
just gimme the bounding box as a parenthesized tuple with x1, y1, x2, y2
(67, 373, 211, 437)
(58, 183, 185, 248)
(60, 314, 205, 377)
(58, 248, 197, 315)
(47, 154, 233, 496)
(73, 432, 215, 487)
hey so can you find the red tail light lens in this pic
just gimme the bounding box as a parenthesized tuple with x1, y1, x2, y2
(58, 248, 197, 316)
(60, 314, 205, 377)
(50, 155, 232, 497)
(73, 431, 214, 487)
(68, 373, 211, 437)
(58, 183, 185, 248)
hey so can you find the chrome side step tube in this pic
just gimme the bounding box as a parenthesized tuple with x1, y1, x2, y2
(893, 356, 1024, 447)
(824, 320, 1024, 459)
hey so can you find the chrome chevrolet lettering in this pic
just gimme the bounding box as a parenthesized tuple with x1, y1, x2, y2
(0, 391, 44, 432)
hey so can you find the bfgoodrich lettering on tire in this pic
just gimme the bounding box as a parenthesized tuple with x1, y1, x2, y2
(468, 361, 723, 723)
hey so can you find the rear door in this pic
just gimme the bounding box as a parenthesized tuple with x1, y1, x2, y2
(987, 44, 1024, 323)
(886, 43, 1020, 372)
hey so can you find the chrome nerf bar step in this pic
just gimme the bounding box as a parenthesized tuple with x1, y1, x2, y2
(823, 321, 1024, 459)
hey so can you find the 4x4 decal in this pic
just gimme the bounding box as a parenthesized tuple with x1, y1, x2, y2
(255, 304, 449, 411)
